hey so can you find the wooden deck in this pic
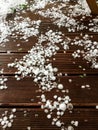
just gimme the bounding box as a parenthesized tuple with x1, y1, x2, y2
(0, 1, 98, 130)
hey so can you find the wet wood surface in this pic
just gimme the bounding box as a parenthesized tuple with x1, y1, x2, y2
(0, 1, 98, 130)
(0, 108, 98, 130)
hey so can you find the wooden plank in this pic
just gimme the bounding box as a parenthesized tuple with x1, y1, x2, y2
(37, 1, 98, 36)
(40, 22, 98, 35)
(0, 76, 97, 106)
(0, 108, 97, 130)
(0, 11, 98, 53)
(0, 53, 97, 74)
(0, 2, 97, 130)
(5, 1, 98, 34)
(0, 34, 98, 52)
(0, 77, 39, 106)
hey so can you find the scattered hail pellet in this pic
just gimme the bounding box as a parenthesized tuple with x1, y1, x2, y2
(81, 84, 90, 89)
(0, 69, 8, 90)
(71, 35, 98, 69)
(27, 126, 31, 130)
(1, 0, 98, 130)
(58, 84, 64, 89)
(71, 121, 79, 127)
(0, 77, 8, 90)
(24, 111, 27, 117)
(96, 106, 98, 109)
(8, 29, 73, 129)
(0, 108, 16, 129)
(69, 79, 72, 83)
(68, 126, 74, 130)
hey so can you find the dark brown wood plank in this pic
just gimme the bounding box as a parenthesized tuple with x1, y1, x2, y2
(0, 76, 97, 106)
(0, 108, 97, 130)
(0, 33, 98, 53)
(0, 10, 98, 53)
(0, 1, 97, 130)
(0, 53, 97, 74)
(5, 1, 98, 34)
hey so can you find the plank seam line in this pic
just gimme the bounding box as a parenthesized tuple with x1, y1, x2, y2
(0, 106, 96, 109)
(1, 74, 98, 76)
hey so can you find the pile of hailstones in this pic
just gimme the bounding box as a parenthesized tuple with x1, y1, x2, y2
(8, 30, 76, 129)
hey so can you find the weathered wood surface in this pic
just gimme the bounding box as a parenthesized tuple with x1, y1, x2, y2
(0, 53, 97, 74)
(0, 34, 98, 52)
(0, 76, 97, 106)
(0, 1, 98, 130)
(0, 108, 97, 130)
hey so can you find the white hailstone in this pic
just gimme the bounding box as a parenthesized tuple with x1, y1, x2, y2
(27, 126, 31, 130)
(57, 111, 61, 116)
(4, 78, 7, 82)
(0, 80, 4, 84)
(16, 77, 20, 81)
(61, 126, 66, 130)
(44, 109, 48, 113)
(3, 116, 7, 121)
(94, 64, 98, 69)
(42, 86, 46, 90)
(34, 78, 38, 82)
(74, 121, 79, 127)
(45, 100, 51, 108)
(65, 100, 69, 104)
(42, 98, 46, 102)
(65, 73, 68, 76)
(41, 94, 45, 99)
(53, 118, 58, 122)
(0, 86, 4, 90)
(54, 101, 59, 108)
(60, 111, 64, 116)
(55, 120, 62, 127)
(86, 85, 90, 88)
(69, 79, 72, 83)
(47, 114, 51, 119)
(12, 108, 16, 113)
(68, 126, 74, 130)
(58, 97, 62, 101)
(65, 96, 70, 100)
(93, 49, 98, 54)
(81, 84, 90, 89)
(5, 120, 9, 124)
(53, 68, 58, 72)
(51, 76, 56, 81)
(96, 106, 98, 109)
(9, 114, 14, 119)
(1, 120, 5, 125)
(81, 85, 85, 89)
(59, 103, 66, 111)
(3, 125, 7, 129)
(54, 95, 57, 99)
(64, 44, 68, 50)
(7, 122, 12, 128)
(71, 121, 74, 124)
(58, 84, 64, 89)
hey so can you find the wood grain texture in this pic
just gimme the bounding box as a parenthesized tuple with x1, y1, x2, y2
(0, 53, 97, 74)
(0, 108, 97, 130)
(0, 1, 98, 129)
(0, 76, 97, 106)
(0, 34, 98, 52)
